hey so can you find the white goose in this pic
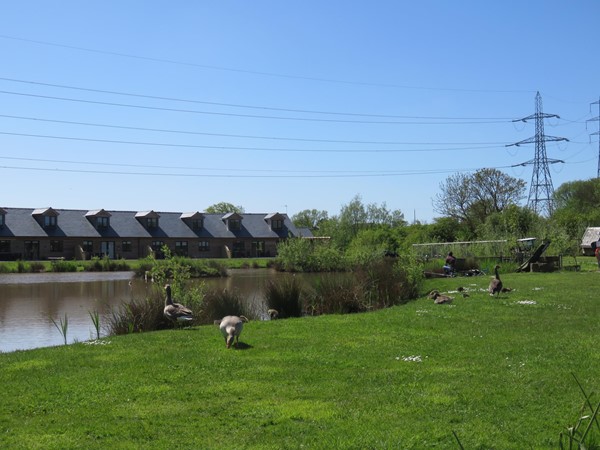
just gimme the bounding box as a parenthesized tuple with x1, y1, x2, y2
(163, 284, 193, 324)
(219, 315, 248, 348)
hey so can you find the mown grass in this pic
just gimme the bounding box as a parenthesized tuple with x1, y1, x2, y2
(0, 270, 599, 449)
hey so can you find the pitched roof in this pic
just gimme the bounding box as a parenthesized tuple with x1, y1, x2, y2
(0, 207, 308, 239)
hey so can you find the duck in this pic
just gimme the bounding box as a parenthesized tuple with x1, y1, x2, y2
(428, 290, 454, 304)
(219, 315, 248, 348)
(163, 284, 193, 324)
(488, 265, 503, 297)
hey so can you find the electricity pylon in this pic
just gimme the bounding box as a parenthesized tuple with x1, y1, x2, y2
(507, 91, 567, 216)
(588, 98, 600, 178)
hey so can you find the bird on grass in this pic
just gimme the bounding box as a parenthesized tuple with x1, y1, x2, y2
(428, 290, 454, 304)
(267, 308, 279, 320)
(501, 287, 513, 293)
(219, 315, 249, 348)
(488, 265, 503, 297)
(163, 284, 193, 325)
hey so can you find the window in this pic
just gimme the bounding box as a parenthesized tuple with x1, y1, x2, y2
(151, 241, 164, 251)
(229, 219, 241, 231)
(122, 241, 132, 252)
(232, 241, 245, 257)
(192, 219, 203, 230)
(82, 241, 93, 253)
(50, 240, 63, 252)
(96, 216, 109, 229)
(175, 241, 188, 256)
(271, 219, 284, 230)
(146, 217, 159, 229)
(0, 214, 4, 228)
(199, 241, 210, 252)
(44, 215, 57, 228)
(0, 240, 10, 252)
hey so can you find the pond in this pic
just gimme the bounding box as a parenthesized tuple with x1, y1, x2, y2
(0, 269, 304, 353)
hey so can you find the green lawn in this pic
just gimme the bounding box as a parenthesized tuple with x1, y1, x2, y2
(1, 269, 599, 449)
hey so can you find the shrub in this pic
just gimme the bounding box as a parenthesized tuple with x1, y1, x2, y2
(50, 260, 78, 272)
(264, 276, 303, 318)
(197, 288, 253, 324)
(107, 294, 168, 335)
(306, 273, 363, 315)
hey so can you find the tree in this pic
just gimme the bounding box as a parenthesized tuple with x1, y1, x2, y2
(205, 202, 244, 214)
(433, 169, 526, 235)
(291, 209, 329, 230)
(551, 178, 600, 241)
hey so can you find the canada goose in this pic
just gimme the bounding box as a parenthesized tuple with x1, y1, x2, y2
(219, 315, 248, 348)
(489, 265, 503, 297)
(163, 284, 193, 324)
(501, 287, 513, 293)
(428, 290, 454, 304)
(267, 308, 279, 320)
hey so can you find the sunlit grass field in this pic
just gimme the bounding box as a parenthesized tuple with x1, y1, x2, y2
(1, 268, 598, 449)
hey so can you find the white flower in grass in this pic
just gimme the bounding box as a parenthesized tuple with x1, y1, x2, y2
(398, 355, 423, 362)
(516, 300, 537, 305)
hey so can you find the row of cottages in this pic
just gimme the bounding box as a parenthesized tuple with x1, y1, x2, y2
(0, 207, 311, 261)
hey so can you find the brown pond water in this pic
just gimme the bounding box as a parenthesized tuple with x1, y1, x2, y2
(0, 269, 304, 353)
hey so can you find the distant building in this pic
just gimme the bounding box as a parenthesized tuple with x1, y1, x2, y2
(580, 227, 600, 256)
(0, 207, 310, 261)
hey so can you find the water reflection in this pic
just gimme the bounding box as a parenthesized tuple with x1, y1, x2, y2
(0, 269, 304, 353)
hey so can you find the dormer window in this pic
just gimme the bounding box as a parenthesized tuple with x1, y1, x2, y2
(0, 208, 5, 228)
(32, 207, 59, 229)
(44, 216, 57, 228)
(180, 212, 204, 231)
(135, 210, 160, 230)
(96, 216, 109, 229)
(265, 213, 285, 231)
(222, 212, 243, 232)
(146, 217, 158, 229)
(85, 209, 112, 231)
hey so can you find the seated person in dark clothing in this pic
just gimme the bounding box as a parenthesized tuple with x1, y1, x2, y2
(443, 251, 456, 275)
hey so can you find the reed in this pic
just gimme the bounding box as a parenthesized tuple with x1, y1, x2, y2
(559, 374, 600, 449)
(264, 276, 303, 318)
(50, 313, 69, 345)
(88, 309, 101, 340)
(197, 288, 253, 323)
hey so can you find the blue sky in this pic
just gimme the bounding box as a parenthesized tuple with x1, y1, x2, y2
(1, 1, 598, 223)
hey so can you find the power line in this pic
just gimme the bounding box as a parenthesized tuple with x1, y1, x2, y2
(0, 34, 536, 93)
(0, 89, 511, 125)
(0, 76, 515, 121)
(0, 130, 508, 153)
(0, 163, 511, 178)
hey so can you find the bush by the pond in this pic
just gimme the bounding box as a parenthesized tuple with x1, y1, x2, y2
(274, 238, 347, 272)
(50, 260, 79, 272)
(197, 288, 253, 324)
(264, 276, 303, 318)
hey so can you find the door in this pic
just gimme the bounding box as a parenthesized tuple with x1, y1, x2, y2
(100, 241, 115, 259)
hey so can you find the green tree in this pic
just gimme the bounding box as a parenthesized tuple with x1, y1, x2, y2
(551, 178, 600, 241)
(433, 168, 526, 236)
(291, 209, 329, 230)
(205, 202, 244, 214)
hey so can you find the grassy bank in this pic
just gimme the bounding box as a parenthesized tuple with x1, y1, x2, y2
(1, 270, 599, 448)
(0, 257, 272, 275)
